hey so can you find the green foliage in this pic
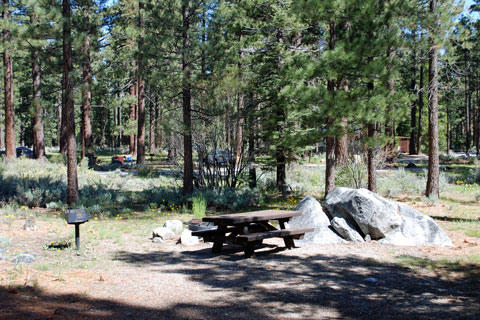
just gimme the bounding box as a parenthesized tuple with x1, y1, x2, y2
(192, 195, 207, 219)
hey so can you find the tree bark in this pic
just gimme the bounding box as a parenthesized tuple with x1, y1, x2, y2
(367, 123, 376, 192)
(149, 94, 156, 154)
(57, 91, 62, 147)
(465, 61, 471, 157)
(409, 48, 417, 155)
(182, 1, 193, 194)
(63, 0, 78, 205)
(129, 83, 136, 155)
(3, 0, 16, 160)
(136, 0, 146, 164)
(426, 0, 440, 198)
(385, 47, 396, 148)
(325, 21, 336, 196)
(367, 57, 376, 192)
(248, 98, 256, 188)
(417, 62, 424, 154)
(32, 48, 46, 160)
(81, 6, 93, 160)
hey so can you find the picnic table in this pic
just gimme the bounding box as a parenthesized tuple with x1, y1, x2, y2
(192, 210, 313, 257)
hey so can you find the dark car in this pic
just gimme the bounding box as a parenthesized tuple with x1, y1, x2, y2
(16, 147, 34, 159)
(206, 149, 233, 166)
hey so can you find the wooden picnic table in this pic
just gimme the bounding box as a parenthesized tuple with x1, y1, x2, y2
(194, 210, 313, 257)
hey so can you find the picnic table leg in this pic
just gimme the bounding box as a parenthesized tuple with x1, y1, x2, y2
(279, 219, 295, 249)
(212, 224, 227, 253)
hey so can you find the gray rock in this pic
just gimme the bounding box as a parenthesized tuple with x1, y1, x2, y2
(378, 230, 415, 246)
(331, 217, 364, 242)
(325, 188, 402, 239)
(12, 254, 36, 264)
(325, 187, 453, 246)
(290, 196, 344, 244)
(152, 227, 175, 240)
(152, 237, 164, 244)
(163, 220, 184, 234)
(180, 229, 199, 246)
(0, 249, 5, 260)
(397, 203, 453, 246)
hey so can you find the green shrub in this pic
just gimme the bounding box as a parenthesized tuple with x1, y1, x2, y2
(192, 195, 207, 219)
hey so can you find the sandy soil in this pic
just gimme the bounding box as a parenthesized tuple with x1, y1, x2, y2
(0, 218, 479, 320)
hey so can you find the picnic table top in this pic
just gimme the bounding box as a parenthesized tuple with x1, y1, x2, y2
(202, 210, 301, 224)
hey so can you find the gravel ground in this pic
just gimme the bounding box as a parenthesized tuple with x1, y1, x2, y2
(1, 224, 479, 320)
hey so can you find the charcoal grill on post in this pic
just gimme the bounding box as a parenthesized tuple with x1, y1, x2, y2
(65, 209, 90, 250)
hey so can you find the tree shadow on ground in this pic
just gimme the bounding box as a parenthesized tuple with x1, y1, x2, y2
(112, 245, 480, 319)
(431, 215, 480, 223)
(1, 244, 479, 319)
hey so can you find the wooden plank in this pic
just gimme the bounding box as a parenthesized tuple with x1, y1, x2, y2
(279, 219, 294, 249)
(191, 226, 238, 237)
(237, 227, 314, 242)
(203, 210, 302, 224)
(212, 224, 227, 253)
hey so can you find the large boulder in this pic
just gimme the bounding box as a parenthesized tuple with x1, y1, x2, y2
(325, 187, 452, 246)
(325, 188, 402, 239)
(397, 203, 452, 246)
(290, 196, 344, 244)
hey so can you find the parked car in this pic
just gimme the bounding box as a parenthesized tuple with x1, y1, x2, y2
(16, 147, 34, 159)
(206, 149, 233, 166)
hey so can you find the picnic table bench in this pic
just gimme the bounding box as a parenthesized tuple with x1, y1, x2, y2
(192, 210, 313, 257)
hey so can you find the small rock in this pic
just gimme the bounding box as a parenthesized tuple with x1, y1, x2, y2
(363, 277, 378, 284)
(364, 234, 371, 242)
(152, 237, 164, 243)
(180, 229, 199, 246)
(152, 227, 175, 240)
(331, 217, 364, 242)
(163, 220, 184, 234)
(12, 254, 36, 264)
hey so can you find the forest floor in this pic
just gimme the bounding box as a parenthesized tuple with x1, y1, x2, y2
(0, 196, 479, 320)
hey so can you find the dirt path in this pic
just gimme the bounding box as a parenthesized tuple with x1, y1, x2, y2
(1, 218, 479, 319)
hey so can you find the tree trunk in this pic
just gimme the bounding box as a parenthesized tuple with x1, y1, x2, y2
(81, 12, 93, 160)
(446, 105, 451, 154)
(417, 62, 424, 154)
(3, 0, 16, 160)
(465, 51, 471, 157)
(32, 48, 46, 160)
(248, 99, 256, 188)
(136, 1, 146, 164)
(335, 80, 349, 167)
(426, 0, 440, 198)
(60, 75, 68, 155)
(275, 107, 286, 189)
(325, 21, 336, 196)
(149, 94, 156, 154)
(182, 1, 193, 194)
(129, 83, 136, 155)
(0, 109, 3, 150)
(57, 91, 62, 147)
(63, 0, 78, 205)
(475, 82, 479, 156)
(385, 47, 395, 148)
(367, 123, 376, 192)
(367, 57, 376, 192)
(409, 49, 417, 154)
